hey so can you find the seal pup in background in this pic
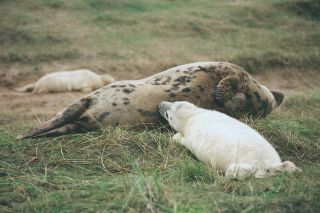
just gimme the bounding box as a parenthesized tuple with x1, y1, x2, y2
(159, 101, 301, 179)
(20, 62, 284, 139)
(16, 69, 115, 93)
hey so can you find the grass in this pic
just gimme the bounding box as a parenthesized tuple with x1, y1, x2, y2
(0, 0, 319, 77)
(1, 92, 320, 212)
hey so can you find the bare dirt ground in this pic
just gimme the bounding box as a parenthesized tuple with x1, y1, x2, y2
(0, 68, 319, 127)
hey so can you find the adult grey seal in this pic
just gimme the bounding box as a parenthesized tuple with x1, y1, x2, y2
(20, 62, 284, 139)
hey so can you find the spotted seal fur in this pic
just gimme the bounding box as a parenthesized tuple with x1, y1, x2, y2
(20, 62, 284, 139)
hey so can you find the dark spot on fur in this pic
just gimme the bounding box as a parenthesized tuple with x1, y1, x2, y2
(182, 87, 191, 93)
(161, 76, 172, 84)
(171, 83, 180, 90)
(230, 79, 239, 91)
(112, 103, 117, 106)
(254, 91, 261, 102)
(164, 89, 171, 92)
(129, 84, 136, 88)
(245, 92, 252, 102)
(259, 100, 269, 117)
(198, 66, 210, 73)
(78, 116, 90, 123)
(239, 72, 245, 79)
(175, 76, 191, 84)
(122, 98, 129, 101)
(116, 89, 120, 92)
(198, 85, 205, 92)
(123, 88, 134, 94)
(152, 82, 161, 85)
(169, 93, 176, 98)
(61, 98, 93, 122)
(79, 98, 93, 109)
(261, 100, 268, 109)
(193, 66, 212, 73)
(253, 80, 261, 89)
(183, 71, 188, 74)
(137, 109, 156, 117)
(111, 85, 117, 88)
(98, 112, 110, 121)
(123, 101, 130, 105)
(197, 96, 201, 99)
(119, 85, 126, 88)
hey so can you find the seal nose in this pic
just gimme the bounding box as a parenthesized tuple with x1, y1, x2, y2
(159, 101, 172, 118)
(271, 90, 284, 106)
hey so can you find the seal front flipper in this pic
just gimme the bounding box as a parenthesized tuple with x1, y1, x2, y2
(214, 74, 241, 102)
(20, 97, 93, 139)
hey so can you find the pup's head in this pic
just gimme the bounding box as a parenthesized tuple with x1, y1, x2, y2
(159, 101, 201, 132)
(101, 74, 115, 85)
(224, 82, 284, 118)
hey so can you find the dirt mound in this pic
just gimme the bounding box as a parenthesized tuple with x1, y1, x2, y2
(254, 69, 320, 94)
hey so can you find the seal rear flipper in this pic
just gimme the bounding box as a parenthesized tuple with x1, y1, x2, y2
(15, 83, 36, 93)
(27, 123, 84, 138)
(20, 97, 93, 139)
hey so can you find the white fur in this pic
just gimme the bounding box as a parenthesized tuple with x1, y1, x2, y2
(18, 69, 114, 93)
(159, 101, 301, 179)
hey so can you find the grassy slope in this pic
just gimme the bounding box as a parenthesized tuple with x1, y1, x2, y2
(0, 0, 319, 79)
(1, 93, 320, 212)
(0, 0, 320, 212)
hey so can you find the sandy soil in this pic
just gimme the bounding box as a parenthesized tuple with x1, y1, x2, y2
(0, 68, 319, 127)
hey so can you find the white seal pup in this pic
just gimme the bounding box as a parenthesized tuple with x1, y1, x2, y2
(16, 69, 114, 93)
(159, 101, 301, 179)
(20, 62, 284, 139)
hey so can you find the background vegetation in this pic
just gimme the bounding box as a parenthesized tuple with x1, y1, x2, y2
(0, 0, 319, 80)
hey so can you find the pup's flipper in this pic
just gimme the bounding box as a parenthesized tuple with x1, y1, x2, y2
(15, 83, 36, 93)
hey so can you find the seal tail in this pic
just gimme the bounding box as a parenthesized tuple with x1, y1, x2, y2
(19, 97, 92, 139)
(15, 83, 36, 93)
